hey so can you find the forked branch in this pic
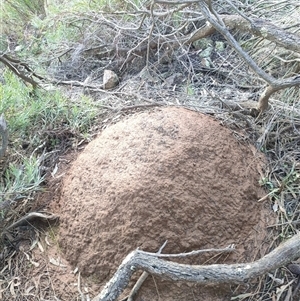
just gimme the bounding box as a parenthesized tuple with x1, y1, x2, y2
(197, 0, 300, 112)
(92, 233, 300, 301)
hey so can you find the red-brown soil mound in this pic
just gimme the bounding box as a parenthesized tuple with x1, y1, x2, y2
(58, 107, 273, 300)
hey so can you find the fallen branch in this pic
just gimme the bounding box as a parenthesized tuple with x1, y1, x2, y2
(197, 0, 300, 112)
(92, 233, 300, 301)
(126, 240, 168, 301)
(186, 14, 300, 53)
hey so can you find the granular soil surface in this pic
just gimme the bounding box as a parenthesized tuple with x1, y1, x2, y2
(57, 107, 274, 301)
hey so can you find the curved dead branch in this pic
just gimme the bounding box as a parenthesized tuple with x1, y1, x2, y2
(196, 0, 300, 113)
(92, 233, 300, 301)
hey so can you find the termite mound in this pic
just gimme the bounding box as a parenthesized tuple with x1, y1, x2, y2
(58, 107, 273, 301)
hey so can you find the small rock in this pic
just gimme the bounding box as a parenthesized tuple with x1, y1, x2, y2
(103, 70, 119, 89)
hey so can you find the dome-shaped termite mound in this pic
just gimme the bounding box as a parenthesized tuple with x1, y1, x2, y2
(58, 107, 273, 301)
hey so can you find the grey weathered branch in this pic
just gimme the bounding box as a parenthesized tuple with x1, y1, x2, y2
(186, 14, 300, 53)
(127, 240, 168, 301)
(92, 232, 300, 301)
(197, 1, 300, 112)
(0, 115, 8, 158)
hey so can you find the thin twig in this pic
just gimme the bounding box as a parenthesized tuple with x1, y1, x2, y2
(138, 244, 235, 258)
(5, 212, 59, 231)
